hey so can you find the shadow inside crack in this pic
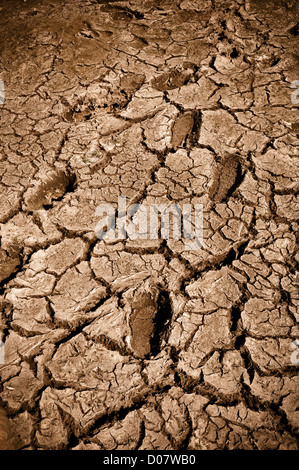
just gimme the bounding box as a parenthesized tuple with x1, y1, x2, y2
(150, 290, 172, 357)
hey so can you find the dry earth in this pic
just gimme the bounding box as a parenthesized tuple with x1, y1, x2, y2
(0, 0, 298, 450)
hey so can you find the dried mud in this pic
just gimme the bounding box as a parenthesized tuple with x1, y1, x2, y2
(0, 0, 298, 451)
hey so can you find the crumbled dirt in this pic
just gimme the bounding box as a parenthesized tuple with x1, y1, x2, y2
(0, 0, 298, 451)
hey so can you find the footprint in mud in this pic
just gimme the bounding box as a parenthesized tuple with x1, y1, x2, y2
(64, 105, 94, 123)
(129, 285, 159, 359)
(171, 111, 194, 148)
(23, 169, 76, 211)
(128, 283, 172, 359)
(152, 64, 196, 91)
(64, 73, 145, 121)
(209, 154, 243, 203)
(100, 4, 143, 21)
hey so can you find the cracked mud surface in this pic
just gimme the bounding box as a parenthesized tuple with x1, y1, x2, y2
(0, 0, 298, 450)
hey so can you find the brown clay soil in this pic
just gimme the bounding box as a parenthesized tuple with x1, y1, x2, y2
(0, 0, 298, 450)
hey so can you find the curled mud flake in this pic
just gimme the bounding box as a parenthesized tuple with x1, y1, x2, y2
(23, 169, 77, 211)
(209, 154, 242, 203)
(171, 112, 194, 148)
